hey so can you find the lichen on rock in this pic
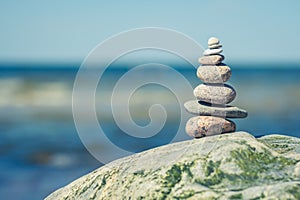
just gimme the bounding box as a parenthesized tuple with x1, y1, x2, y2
(45, 132, 300, 200)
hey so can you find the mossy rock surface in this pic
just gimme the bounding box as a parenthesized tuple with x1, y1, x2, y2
(45, 132, 300, 200)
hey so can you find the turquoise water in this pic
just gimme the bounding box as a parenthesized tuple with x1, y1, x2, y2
(0, 65, 300, 199)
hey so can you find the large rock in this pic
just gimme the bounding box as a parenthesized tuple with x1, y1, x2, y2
(45, 132, 300, 200)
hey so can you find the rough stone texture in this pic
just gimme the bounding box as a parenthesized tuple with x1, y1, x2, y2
(209, 44, 222, 49)
(208, 37, 219, 46)
(198, 55, 224, 65)
(197, 65, 231, 83)
(203, 48, 223, 56)
(184, 100, 248, 118)
(185, 116, 236, 138)
(193, 84, 236, 105)
(258, 134, 300, 160)
(45, 132, 300, 200)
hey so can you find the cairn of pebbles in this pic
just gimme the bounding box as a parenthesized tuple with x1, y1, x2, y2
(185, 37, 247, 138)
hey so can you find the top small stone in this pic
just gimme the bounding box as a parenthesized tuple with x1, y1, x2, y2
(208, 37, 219, 46)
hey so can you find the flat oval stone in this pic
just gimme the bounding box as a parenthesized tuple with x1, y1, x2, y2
(209, 44, 222, 49)
(208, 37, 219, 46)
(185, 116, 236, 138)
(203, 48, 223, 56)
(184, 100, 248, 118)
(193, 84, 236, 104)
(198, 55, 224, 65)
(197, 64, 231, 83)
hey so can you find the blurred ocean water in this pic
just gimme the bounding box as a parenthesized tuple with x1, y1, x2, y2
(0, 64, 300, 199)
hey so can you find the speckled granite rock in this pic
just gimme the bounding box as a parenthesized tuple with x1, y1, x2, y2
(198, 55, 224, 65)
(185, 116, 236, 138)
(197, 64, 231, 83)
(45, 132, 300, 200)
(193, 84, 236, 105)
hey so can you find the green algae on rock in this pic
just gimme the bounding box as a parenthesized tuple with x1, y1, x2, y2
(45, 132, 300, 200)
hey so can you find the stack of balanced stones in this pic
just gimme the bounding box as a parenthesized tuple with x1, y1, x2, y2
(185, 37, 247, 138)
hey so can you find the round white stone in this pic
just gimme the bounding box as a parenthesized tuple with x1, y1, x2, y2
(203, 48, 223, 56)
(208, 37, 219, 46)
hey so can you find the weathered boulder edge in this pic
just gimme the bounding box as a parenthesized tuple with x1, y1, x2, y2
(45, 132, 300, 200)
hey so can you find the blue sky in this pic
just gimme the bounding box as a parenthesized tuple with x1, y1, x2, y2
(1, 0, 300, 64)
